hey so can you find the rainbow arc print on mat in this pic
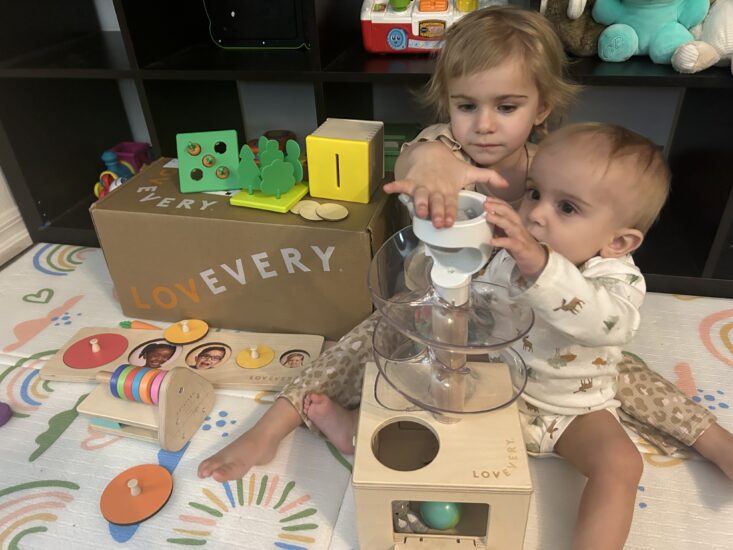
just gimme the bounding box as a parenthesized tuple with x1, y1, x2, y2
(169, 472, 321, 548)
(0, 480, 79, 549)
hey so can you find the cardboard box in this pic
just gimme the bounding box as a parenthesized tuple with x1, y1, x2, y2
(91, 158, 399, 340)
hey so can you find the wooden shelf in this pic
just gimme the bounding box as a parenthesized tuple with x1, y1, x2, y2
(138, 42, 319, 80)
(323, 46, 733, 87)
(0, 32, 132, 78)
(568, 56, 733, 88)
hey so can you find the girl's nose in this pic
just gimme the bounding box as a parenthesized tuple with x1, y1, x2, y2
(476, 109, 496, 133)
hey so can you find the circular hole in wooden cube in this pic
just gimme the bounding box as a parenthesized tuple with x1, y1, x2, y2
(191, 168, 203, 181)
(214, 141, 227, 154)
(371, 419, 439, 471)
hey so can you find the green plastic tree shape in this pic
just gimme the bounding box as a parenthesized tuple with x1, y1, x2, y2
(259, 138, 283, 168)
(238, 145, 262, 194)
(284, 139, 303, 183)
(260, 160, 295, 199)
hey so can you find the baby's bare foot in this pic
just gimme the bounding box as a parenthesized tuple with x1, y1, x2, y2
(305, 393, 358, 454)
(197, 427, 279, 482)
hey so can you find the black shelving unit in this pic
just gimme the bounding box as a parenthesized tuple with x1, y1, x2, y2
(1, 0, 732, 296)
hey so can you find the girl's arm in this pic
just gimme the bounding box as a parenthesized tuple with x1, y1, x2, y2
(386, 140, 507, 229)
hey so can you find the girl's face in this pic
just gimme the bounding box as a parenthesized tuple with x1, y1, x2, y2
(447, 60, 550, 168)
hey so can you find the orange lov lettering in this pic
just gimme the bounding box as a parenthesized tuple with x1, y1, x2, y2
(129, 278, 201, 310)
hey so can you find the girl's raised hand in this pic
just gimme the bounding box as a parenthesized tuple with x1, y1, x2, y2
(484, 197, 547, 280)
(384, 141, 507, 228)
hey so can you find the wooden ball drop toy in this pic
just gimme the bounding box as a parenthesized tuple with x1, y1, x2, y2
(77, 364, 215, 452)
(353, 192, 534, 550)
(100, 464, 173, 525)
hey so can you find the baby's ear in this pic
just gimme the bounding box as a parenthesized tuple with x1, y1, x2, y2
(600, 228, 644, 258)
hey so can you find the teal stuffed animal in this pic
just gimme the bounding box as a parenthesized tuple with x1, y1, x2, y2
(592, 0, 709, 63)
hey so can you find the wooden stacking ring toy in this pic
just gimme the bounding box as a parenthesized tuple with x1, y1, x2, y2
(100, 464, 173, 525)
(164, 319, 209, 344)
(80, 365, 215, 451)
(236, 345, 275, 369)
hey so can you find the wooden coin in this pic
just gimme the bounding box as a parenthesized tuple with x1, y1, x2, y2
(316, 203, 349, 221)
(64, 333, 129, 370)
(290, 199, 320, 215)
(236, 345, 275, 369)
(164, 319, 209, 344)
(298, 202, 323, 221)
(100, 464, 173, 525)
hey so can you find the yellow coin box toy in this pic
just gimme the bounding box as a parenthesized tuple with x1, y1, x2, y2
(306, 118, 384, 204)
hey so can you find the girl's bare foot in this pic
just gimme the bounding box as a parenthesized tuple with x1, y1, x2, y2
(304, 393, 359, 454)
(198, 397, 303, 482)
(197, 425, 279, 482)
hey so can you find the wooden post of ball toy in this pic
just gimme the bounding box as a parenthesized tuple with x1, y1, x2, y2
(78, 365, 215, 452)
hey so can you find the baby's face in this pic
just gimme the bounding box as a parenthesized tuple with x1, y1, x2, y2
(518, 145, 635, 266)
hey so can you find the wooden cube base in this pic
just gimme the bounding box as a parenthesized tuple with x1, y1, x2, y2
(352, 363, 532, 550)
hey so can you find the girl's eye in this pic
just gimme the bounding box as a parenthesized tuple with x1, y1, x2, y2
(559, 201, 577, 215)
(457, 103, 476, 112)
(527, 188, 540, 201)
(497, 104, 517, 114)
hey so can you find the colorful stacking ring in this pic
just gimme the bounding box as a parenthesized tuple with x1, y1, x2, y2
(107, 365, 168, 404)
(116, 366, 135, 400)
(138, 368, 159, 404)
(150, 371, 168, 405)
(123, 367, 142, 400)
(130, 367, 147, 402)
(108, 364, 128, 398)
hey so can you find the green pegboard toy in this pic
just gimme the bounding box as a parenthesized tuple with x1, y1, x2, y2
(176, 130, 240, 193)
(230, 136, 306, 212)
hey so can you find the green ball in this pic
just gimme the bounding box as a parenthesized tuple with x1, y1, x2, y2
(419, 501, 462, 530)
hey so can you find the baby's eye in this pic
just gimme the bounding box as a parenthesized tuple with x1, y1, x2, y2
(558, 201, 577, 215)
(457, 103, 476, 112)
(497, 104, 517, 114)
(527, 188, 540, 201)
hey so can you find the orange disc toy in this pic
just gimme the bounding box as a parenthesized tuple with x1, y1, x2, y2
(100, 464, 173, 525)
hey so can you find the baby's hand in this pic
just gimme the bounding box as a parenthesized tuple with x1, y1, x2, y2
(384, 141, 507, 228)
(484, 197, 547, 280)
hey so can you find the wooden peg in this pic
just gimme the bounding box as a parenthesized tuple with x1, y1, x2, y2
(90, 338, 101, 353)
(127, 478, 141, 497)
(250, 346, 260, 359)
(180, 320, 190, 333)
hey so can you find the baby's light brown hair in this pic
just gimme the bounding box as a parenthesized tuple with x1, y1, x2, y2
(540, 123, 671, 233)
(422, 5, 579, 136)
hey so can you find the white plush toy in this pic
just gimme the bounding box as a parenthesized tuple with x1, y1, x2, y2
(672, 0, 733, 73)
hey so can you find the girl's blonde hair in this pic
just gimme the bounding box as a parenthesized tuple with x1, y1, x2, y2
(422, 5, 579, 137)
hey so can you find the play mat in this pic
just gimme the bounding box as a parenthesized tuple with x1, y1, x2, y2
(1, 243, 732, 549)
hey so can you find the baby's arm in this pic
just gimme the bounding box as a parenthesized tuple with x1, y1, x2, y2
(485, 197, 644, 347)
(385, 135, 507, 228)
